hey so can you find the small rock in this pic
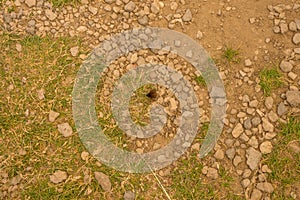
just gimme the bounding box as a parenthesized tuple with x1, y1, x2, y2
(138, 15, 149, 26)
(196, 31, 203, 39)
(81, 151, 89, 161)
(267, 110, 278, 123)
(248, 136, 259, 148)
(241, 179, 251, 188)
(150, 2, 160, 14)
(289, 21, 298, 31)
(256, 182, 274, 193)
(45, 9, 57, 21)
(37, 88, 45, 100)
(88, 6, 98, 15)
(245, 59, 252, 66)
(249, 18, 256, 24)
(94, 172, 111, 192)
(286, 91, 300, 106)
(77, 26, 88, 33)
(293, 33, 300, 45)
(246, 147, 262, 170)
(70, 46, 79, 57)
(214, 149, 224, 160)
(295, 19, 300, 29)
(252, 117, 261, 127)
(288, 72, 297, 80)
(232, 123, 244, 138)
(57, 123, 73, 137)
(226, 148, 236, 160)
(260, 141, 273, 154)
(182, 9, 192, 22)
(280, 23, 288, 33)
(25, 0, 36, 7)
(277, 102, 287, 116)
(124, 191, 135, 200)
(49, 110, 60, 122)
(124, 1, 136, 12)
(105, 0, 115, 3)
(251, 189, 262, 200)
(262, 118, 274, 132)
(280, 60, 293, 72)
(16, 44, 22, 52)
(243, 118, 252, 130)
(273, 26, 280, 33)
(233, 155, 242, 166)
(288, 140, 300, 153)
(170, 2, 178, 10)
(265, 96, 273, 110)
(10, 175, 21, 185)
(206, 167, 218, 179)
(50, 170, 68, 184)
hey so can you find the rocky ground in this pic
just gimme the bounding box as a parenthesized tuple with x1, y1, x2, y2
(0, 0, 300, 199)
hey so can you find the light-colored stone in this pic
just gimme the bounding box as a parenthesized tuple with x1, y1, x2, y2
(70, 46, 79, 57)
(124, 191, 135, 200)
(94, 172, 111, 192)
(250, 189, 262, 200)
(214, 149, 224, 160)
(57, 123, 73, 137)
(286, 91, 300, 106)
(25, 0, 36, 7)
(245, 59, 252, 66)
(45, 9, 57, 21)
(246, 147, 262, 170)
(16, 44, 22, 52)
(182, 9, 192, 22)
(226, 148, 236, 160)
(289, 21, 298, 31)
(232, 123, 243, 138)
(256, 182, 274, 193)
(262, 118, 274, 132)
(280, 60, 293, 72)
(265, 96, 273, 110)
(124, 1, 136, 12)
(260, 141, 273, 154)
(49, 110, 60, 122)
(206, 167, 218, 179)
(280, 23, 288, 33)
(293, 33, 300, 44)
(277, 102, 287, 116)
(288, 140, 300, 153)
(50, 170, 68, 184)
(88, 6, 98, 15)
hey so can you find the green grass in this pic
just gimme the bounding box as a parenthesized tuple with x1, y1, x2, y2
(259, 67, 283, 96)
(223, 47, 240, 63)
(51, 0, 80, 7)
(265, 116, 300, 199)
(195, 75, 206, 86)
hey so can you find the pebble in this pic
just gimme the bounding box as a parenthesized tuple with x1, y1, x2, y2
(295, 19, 300, 29)
(288, 140, 300, 153)
(289, 21, 297, 31)
(293, 33, 300, 44)
(250, 189, 262, 200)
(245, 59, 252, 66)
(25, 0, 36, 7)
(225, 148, 236, 160)
(288, 72, 298, 80)
(248, 136, 259, 148)
(182, 9, 192, 22)
(206, 167, 218, 179)
(70, 46, 79, 57)
(94, 172, 111, 192)
(241, 179, 251, 188)
(256, 182, 274, 193)
(170, 2, 178, 10)
(16, 44, 22, 52)
(286, 91, 300, 106)
(252, 117, 261, 127)
(124, 191, 135, 200)
(277, 102, 287, 116)
(81, 151, 89, 161)
(77, 26, 88, 32)
(49, 110, 60, 122)
(124, 1, 136, 12)
(37, 88, 45, 100)
(265, 96, 273, 110)
(280, 60, 293, 72)
(262, 118, 274, 132)
(150, 2, 160, 14)
(57, 123, 73, 137)
(214, 149, 224, 160)
(88, 6, 98, 15)
(267, 110, 278, 122)
(138, 15, 149, 26)
(279, 23, 288, 33)
(232, 123, 244, 138)
(259, 141, 273, 154)
(246, 147, 262, 170)
(233, 155, 242, 166)
(45, 9, 57, 21)
(50, 170, 68, 184)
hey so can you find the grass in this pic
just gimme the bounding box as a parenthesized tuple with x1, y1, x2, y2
(223, 47, 240, 63)
(265, 116, 300, 199)
(51, 0, 80, 7)
(195, 75, 206, 86)
(259, 67, 283, 96)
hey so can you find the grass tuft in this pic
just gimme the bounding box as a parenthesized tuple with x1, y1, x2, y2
(223, 47, 240, 63)
(259, 67, 283, 96)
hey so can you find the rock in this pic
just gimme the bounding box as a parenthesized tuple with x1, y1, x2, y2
(280, 23, 288, 33)
(277, 102, 287, 116)
(262, 118, 274, 132)
(196, 31, 203, 39)
(77, 26, 87, 32)
(249, 18, 256, 24)
(105, 0, 115, 3)
(138, 15, 149, 26)
(243, 118, 252, 130)
(293, 33, 300, 44)
(226, 148, 236, 160)
(94, 172, 111, 192)
(169, 98, 177, 111)
(45, 9, 57, 21)
(170, 2, 178, 10)
(250, 189, 262, 200)
(16, 44, 22, 52)
(286, 91, 300, 106)
(81, 151, 89, 161)
(25, 0, 36, 7)
(81, 0, 89, 4)
(267, 110, 278, 123)
(273, 26, 280, 33)
(37, 88, 45, 100)
(10, 175, 21, 185)
(241, 179, 251, 188)
(232, 123, 244, 138)
(206, 167, 218, 179)
(288, 72, 297, 80)
(70, 46, 79, 57)
(248, 136, 259, 148)
(182, 9, 192, 22)
(289, 21, 298, 31)
(124, 1, 136, 12)
(252, 117, 261, 127)
(150, 2, 160, 14)
(256, 182, 274, 193)
(295, 19, 300, 29)
(50, 170, 68, 184)
(233, 155, 242, 166)
(260, 141, 273, 154)
(88, 6, 98, 15)
(124, 191, 135, 200)
(245, 59, 252, 66)
(57, 123, 73, 137)
(214, 149, 224, 160)
(49, 110, 60, 122)
(288, 140, 300, 153)
(265, 97, 273, 110)
(246, 147, 262, 170)
(280, 60, 293, 72)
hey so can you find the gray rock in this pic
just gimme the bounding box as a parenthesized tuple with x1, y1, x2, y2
(57, 123, 73, 137)
(225, 148, 236, 160)
(251, 117, 261, 127)
(25, 0, 36, 7)
(94, 172, 111, 192)
(250, 189, 262, 200)
(124, 1, 136, 12)
(256, 182, 274, 193)
(286, 91, 300, 106)
(246, 147, 262, 170)
(280, 60, 293, 72)
(293, 33, 300, 45)
(138, 15, 149, 26)
(277, 102, 287, 116)
(182, 9, 192, 22)
(244, 118, 252, 130)
(265, 96, 273, 110)
(124, 191, 135, 200)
